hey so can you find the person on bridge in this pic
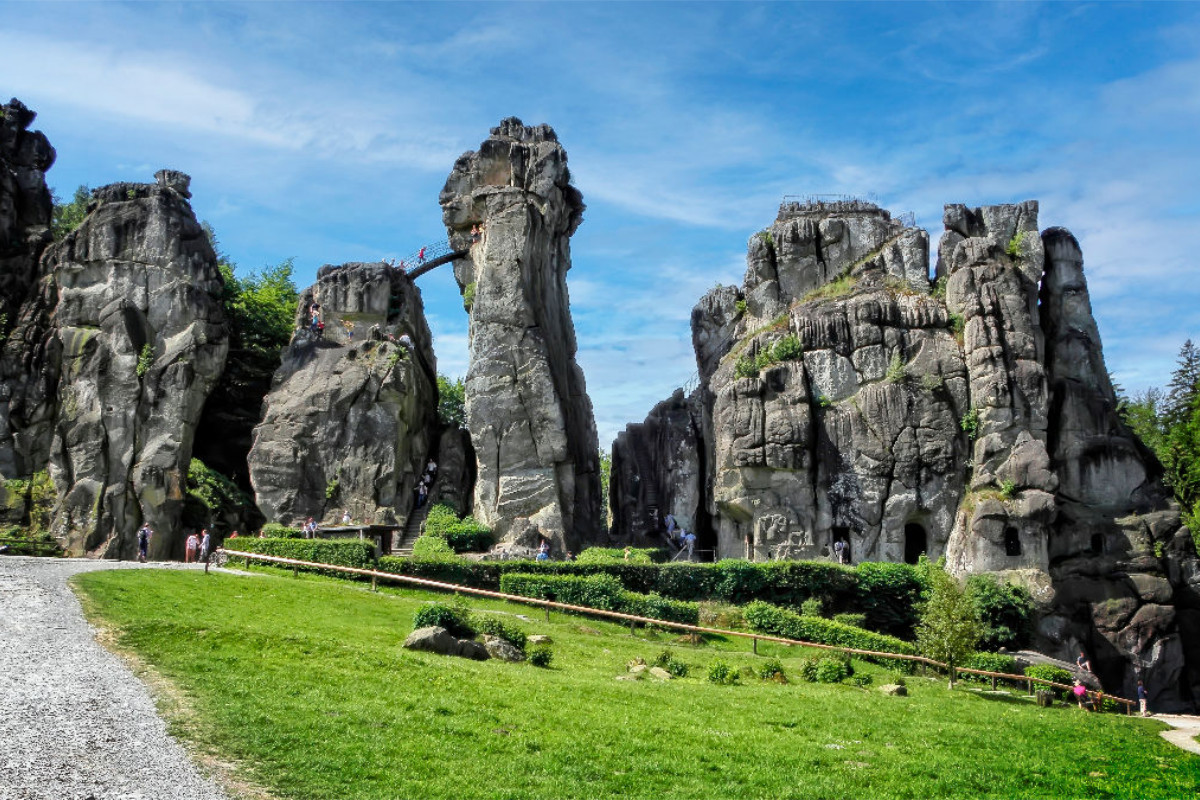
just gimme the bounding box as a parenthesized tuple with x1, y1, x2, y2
(417, 247, 426, 264)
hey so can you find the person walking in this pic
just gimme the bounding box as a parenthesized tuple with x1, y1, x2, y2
(137, 524, 152, 563)
(833, 537, 846, 565)
(1138, 680, 1150, 717)
(185, 532, 199, 563)
(198, 529, 211, 562)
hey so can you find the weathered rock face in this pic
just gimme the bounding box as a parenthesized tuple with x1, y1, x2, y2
(611, 389, 705, 542)
(248, 262, 438, 533)
(439, 118, 602, 553)
(0, 99, 57, 497)
(43, 171, 229, 558)
(615, 198, 1200, 709)
(430, 426, 475, 515)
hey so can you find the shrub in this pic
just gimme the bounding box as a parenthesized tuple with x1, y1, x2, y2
(801, 597, 824, 617)
(529, 644, 553, 668)
(413, 601, 475, 638)
(815, 657, 849, 683)
(743, 601, 917, 672)
(885, 352, 908, 384)
(851, 673, 874, 688)
(437, 375, 466, 428)
(136, 343, 155, 378)
(833, 613, 867, 628)
(757, 658, 787, 683)
(411, 535, 457, 562)
(699, 602, 745, 630)
(576, 547, 661, 565)
(652, 650, 690, 678)
(798, 659, 819, 682)
(770, 334, 803, 362)
(1005, 231, 1027, 259)
(462, 282, 476, 310)
(423, 503, 494, 553)
(474, 616, 527, 650)
(260, 522, 303, 538)
(1024, 664, 1072, 687)
(964, 652, 1017, 679)
(707, 659, 740, 685)
(998, 479, 1016, 500)
(855, 562, 928, 638)
(735, 299, 747, 316)
(949, 312, 966, 343)
(965, 575, 1034, 651)
(222, 537, 375, 577)
(932, 275, 948, 300)
(500, 572, 700, 625)
(961, 407, 980, 440)
(0, 526, 63, 556)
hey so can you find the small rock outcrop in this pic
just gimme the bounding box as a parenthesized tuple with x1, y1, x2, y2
(440, 118, 602, 553)
(402, 626, 490, 660)
(615, 197, 1200, 710)
(248, 262, 437, 534)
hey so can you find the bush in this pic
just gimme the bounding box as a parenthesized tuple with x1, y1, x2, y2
(815, 657, 849, 683)
(757, 658, 787, 683)
(423, 504, 494, 553)
(798, 659, 819, 682)
(411, 535, 457, 562)
(965, 652, 1017, 677)
(707, 659, 740, 685)
(413, 601, 475, 638)
(260, 522, 303, 538)
(855, 561, 928, 638)
(222, 537, 375, 577)
(833, 613, 867, 628)
(499, 573, 700, 625)
(965, 574, 1034, 651)
(576, 547, 663, 565)
(652, 650, 690, 678)
(699, 602, 746, 630)
(1024, 664, 1072, 687)
(801, 597, 824, 617)
(474, 616, 527, 650)
(529, 644, 553, 668)
(0, 526, 63, 557)
(743, 601, 917, 672)
(851, 673, 874, 688)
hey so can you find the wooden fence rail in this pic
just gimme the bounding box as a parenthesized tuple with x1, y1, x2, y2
(211, 548, 1137, 714)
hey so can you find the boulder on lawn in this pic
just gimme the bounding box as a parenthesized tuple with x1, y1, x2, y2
(879, 684, 908, 696)
(484, 635, 526, 662)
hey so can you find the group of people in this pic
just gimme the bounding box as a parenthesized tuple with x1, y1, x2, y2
(183, 529, 211, 564)
(1071, 650, 1151, 717)
(414, 459, 438, 508)
(664, 514, 696, 558)
(302, 517, 319, 537)
(309, 301, 324, 339)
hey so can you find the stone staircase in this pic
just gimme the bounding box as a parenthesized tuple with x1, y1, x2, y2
(392, 503, 431, 557)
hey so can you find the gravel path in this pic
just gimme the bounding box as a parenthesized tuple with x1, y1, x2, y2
(0, 556, 231, 800)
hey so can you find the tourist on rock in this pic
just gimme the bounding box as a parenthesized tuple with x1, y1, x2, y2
(1076, 651, 1093, 673)
(415, 482, 428, 508)
(137, 523, 152, 563)
(398, 333, 414, 350)
(665, 513, 676, 538)
(199, 529, 211, 562)
(1072, 680, 1090, 710)
(536, 539, 550, 562)
(342, 509, 352, 525)
(1138, 680, 1149, 717)
(185, 531, 199, 563)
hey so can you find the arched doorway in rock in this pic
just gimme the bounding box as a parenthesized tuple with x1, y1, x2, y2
(1004, 527, 1022, 557)
(903, 522, 927, 564)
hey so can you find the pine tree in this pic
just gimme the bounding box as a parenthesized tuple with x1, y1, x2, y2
(916, 566, 980, 688)
(1165, 340, 1200, 427)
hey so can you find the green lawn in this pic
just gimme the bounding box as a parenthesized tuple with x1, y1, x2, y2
(73, 568, 1200, 800)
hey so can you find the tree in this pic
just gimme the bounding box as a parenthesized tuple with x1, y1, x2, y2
(1121, 387, 1166, 456)
(1165, 340, 1200, 427)
(437, 375, 466, 428)
(51, 185, 90, 240)
(916, 565, 980, 688)
(598, 447, 612, 528)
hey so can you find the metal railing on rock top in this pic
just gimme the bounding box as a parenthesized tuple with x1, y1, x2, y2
(209, 548, 1137, 714)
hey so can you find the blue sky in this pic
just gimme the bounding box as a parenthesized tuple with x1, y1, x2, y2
(4, 1, 1199, 448)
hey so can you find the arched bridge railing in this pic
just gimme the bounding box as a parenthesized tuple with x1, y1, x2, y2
(400, 240, 468, 280)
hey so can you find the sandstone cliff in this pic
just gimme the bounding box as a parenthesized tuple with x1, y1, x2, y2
(614, 198, 1200, 709)
(247, 262, 438, 536)
(439, 118, 602, 553)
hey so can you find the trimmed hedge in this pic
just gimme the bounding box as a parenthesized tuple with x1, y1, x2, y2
(423, 504, 494, 553)
(499, 572, 700, 625)
(376, 557, 857, 608)
(743, 601, 917, 672)
(854, 562, 928, 638)
(575, 547, 666, 565)
(222, 537, 375, 576)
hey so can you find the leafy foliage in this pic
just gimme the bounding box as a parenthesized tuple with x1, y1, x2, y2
(500, 572, 699, 625)
(916, 566, 980, 685)
(528, 644, 554, 667)
(964, 652, 1017, 677)
(221, 537, 375, 576)
(51, 185, 89, 240)
(1005, 231, 1027, 259)
(462, 282, 476, 311)
(576, 547, 662, 565)
(965, 574, 1033, 651)
(855, 561, 929, 638)
(475, 616, 527, 650)
(706, 658, 740, 685)
(422, 503, 493, 552)
(815, 658, 850, 683)
(437, 375, 466, 428)
(598, 448, 613, 528)
(1024, 664, 1072, 692)
(885, 351, 908, 383)
(744, 601, 917, 671)
(652, 650, 690, 678)
(756, 658, 787, 683)
(412, 600, 475, 638)
(183, 458, 250, 532)
(136, 343, 155, 378)
(960, 407, 980, 440)
(411, 535, 458, 562)
(260, 522, 304, 538)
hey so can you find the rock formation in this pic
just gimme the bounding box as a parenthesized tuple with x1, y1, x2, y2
(614, 198, 1200, 709)
(248, 262, 438, 536)
(439, 118, 602, 553)
(0, 111, 230, 559)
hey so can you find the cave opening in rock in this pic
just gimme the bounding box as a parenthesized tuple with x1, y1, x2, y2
(1091, 532, 1105, 555)
(1005, 527, 1022, 557)
(903, 522, 927, 564)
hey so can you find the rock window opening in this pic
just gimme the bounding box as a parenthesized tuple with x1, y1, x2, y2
(903, 522, 927, 564)
(1004, 527, 1022, 557)
(1090, 533, 1104, 555)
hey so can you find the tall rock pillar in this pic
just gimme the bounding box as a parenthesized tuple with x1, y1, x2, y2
(439, 118, 601, 552)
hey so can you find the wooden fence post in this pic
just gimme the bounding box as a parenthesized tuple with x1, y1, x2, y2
(753, 638, 758, 655)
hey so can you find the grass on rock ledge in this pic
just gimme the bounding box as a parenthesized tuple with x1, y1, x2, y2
(72, 569, 1200, 800)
